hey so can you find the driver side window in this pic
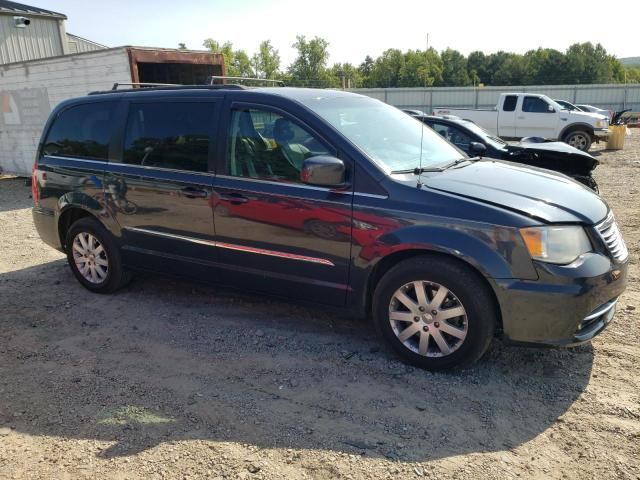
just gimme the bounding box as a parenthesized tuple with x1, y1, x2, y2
(431, 123, 474, 154)
(226, 108, 330, 183)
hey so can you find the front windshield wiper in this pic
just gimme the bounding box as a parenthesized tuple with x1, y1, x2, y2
(440, 157, 483, 169)
(390, 157, 481, 175)
(390, 166, 446, 174)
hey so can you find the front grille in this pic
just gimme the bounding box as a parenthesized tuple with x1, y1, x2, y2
(596, 213, 628, 262)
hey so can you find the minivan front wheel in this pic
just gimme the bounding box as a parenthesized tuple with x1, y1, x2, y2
(65, 217, 131, 293)
(373, 257, 495, 371)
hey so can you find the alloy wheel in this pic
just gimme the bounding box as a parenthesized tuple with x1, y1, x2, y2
(72, 232, 109, 284)
(567, 133, 588, 150)
(389, 280, 468, 357)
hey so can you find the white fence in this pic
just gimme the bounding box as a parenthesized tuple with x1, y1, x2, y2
(351, 83, 640, 113)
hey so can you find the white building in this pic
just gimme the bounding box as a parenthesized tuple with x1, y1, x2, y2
(0, 0, 105, 65)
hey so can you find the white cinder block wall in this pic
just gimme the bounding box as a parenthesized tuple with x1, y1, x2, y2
(0, 48, 132, 175)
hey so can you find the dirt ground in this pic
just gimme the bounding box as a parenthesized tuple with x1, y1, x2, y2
(1, 134, 639, 480)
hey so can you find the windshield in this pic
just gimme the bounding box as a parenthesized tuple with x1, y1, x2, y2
(457, 119, 507, 149)
(299, 95, 465, 172)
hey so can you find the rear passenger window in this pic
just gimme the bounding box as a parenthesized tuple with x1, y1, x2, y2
(123, 103, 214, 172)
(502, 95, 517, 112)
(43, 102, 115, 160)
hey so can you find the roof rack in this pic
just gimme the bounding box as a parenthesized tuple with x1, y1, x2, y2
(89, 84, 248, 95)
(111, 82, 179, 90)
(209, 75, 285, 86)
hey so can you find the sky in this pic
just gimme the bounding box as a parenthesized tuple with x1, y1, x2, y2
(36, 0, 637, 67)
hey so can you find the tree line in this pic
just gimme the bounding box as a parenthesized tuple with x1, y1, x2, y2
(196, 37, 640, 88)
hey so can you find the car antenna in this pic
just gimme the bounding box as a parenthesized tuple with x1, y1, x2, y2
(416, 88, 427, 190)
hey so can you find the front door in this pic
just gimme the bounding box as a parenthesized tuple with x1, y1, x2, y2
(516, 96, 559, 139)
(105, 99, 220, 276)
(212, 103, 353, 306)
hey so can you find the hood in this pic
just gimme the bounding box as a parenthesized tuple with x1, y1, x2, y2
(512, 141, 591, 156)
(566, 110, 608, 123)
(508, 141, 598, 174)
(422, 160, 608, 224)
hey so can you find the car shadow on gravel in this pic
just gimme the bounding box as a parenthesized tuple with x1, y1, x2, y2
(0, 261, 595, 463)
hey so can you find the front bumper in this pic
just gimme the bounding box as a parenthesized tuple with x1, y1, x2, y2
(493, 253, 628, 346)
(594, 128, 610, 139)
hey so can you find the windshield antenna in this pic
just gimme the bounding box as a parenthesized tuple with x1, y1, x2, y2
(416, 84, 427, 189)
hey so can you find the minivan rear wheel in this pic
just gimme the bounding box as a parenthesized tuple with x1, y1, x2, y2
(65, 217, 131, 293)
(372, 257, 495, 371)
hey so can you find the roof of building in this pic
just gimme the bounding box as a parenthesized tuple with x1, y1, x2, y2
(0, 0, 66, 19)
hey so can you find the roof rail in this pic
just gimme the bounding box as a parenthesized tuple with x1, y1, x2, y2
(89, 84, 248, 95)
(111, 82, 180, 90)
(209, 75, 285, 86)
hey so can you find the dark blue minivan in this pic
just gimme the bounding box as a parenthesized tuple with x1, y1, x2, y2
(32, 86, 628, 370)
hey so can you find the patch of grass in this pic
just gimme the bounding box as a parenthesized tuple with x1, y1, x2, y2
(97, 405, 174, 425)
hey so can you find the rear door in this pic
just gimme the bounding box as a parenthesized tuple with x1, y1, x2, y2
(104, 96, 221, 277)
(211, 99, 353, 306)
(497, 94, 518, 137)
(516, 96, 559, 139)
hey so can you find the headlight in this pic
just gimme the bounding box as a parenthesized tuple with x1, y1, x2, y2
(520, 226, 592, 264)
(595, 120, 604, 128)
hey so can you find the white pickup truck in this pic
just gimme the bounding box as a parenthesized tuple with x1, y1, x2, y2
(433, 93, 609, 151)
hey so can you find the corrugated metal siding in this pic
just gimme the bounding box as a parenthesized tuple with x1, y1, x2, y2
(352, 84, 640, 113)
(0, 13, 64, 64)
(0, 47, 131, 175)
(66, 34, 105, 54)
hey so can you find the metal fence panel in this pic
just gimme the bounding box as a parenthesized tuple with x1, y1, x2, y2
(351, 84, 640, 113)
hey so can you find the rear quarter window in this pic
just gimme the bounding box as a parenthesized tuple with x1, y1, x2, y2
(43, 102, 116, 161)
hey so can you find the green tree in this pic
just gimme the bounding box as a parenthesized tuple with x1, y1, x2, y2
(467, 51, 489, 85)
(288, 35, 331, 87)
(178, 43, 187, 50)
(203, 39, 235, 75)
(329, 62, 362, 88)
(523, 48, 565, 85)
(564, 42, 620, 84)
(368, 48, 405, 87)
(438, 48, 470, 86)
(399, 48, 442, 87)
(253, 40, 281, 79)
(358, 55, 375, 86)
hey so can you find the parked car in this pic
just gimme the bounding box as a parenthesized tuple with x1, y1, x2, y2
(576, 104, 611, 120)
(402, 109, 427, 117)
(32, 86, 628, 371)
(410, 113, 599, 191)
(554, 99, 586, 112)
(433, 93, 610, 151)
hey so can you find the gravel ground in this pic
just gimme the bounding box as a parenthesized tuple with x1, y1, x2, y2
(0, 133, 639, 479)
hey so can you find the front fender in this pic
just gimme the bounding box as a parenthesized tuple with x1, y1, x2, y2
(373, 223, 538, 281)
(559, 123, 595, 140)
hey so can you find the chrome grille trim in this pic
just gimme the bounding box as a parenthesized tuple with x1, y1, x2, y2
(595, 213, 628, 262)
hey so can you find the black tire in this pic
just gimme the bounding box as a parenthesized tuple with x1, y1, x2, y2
(65, 217, 131, 293)
(563, 130, 592, 152)
(372, 256, 496, 371)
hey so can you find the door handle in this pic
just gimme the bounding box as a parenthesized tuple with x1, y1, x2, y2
(219, 193, 249, 204)
(517, 116, 525, 120)
(181, 187, 208, 199)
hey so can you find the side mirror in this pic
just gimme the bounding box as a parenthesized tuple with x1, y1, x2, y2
(300, 155, 346, 187)
(548, 105, 555, 113)
(470, 142, 487, 158)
